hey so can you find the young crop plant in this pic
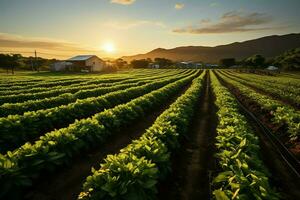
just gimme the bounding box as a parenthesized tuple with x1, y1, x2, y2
(77, 71, 206, 200)
(210, 71, 279, 200)
(216, 71, 300, 142)
(0, 71, 197, 152)
(0, 71, 200, 198)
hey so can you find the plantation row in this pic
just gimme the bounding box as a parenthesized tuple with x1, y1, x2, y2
(0, 71, 196, 152)
(76, 71, 280, 199)
(0, 70, 191, 113)
(216, 71, 300, 143)
(0, 72, 190, 108)
(78, 70, 206, 199)
(0, 69, 187, 96)
(0, 70, 201, 198)
(0, 70, 189, 102)
(222, 71, 300, 108)
(0, 69, 168, 91)
(225, 71, 300, 95)
(210, 71, 279, 199)
(0, 69, 298, 199)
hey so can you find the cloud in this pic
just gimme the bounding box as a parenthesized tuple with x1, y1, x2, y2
(110, 0, 136, 5)
(105, 20, 166, 30)
(0, 33, 95, 53)
(175, 3, 185, 10)
(173, 11, 274, 34)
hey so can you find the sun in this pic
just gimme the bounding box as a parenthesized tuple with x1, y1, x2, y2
(102, 42, 115, 53)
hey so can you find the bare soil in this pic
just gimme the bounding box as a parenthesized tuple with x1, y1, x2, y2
(157, 72, 218, 200)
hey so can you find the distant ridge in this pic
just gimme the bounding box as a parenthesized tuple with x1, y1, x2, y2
(122, 33, 300, 62)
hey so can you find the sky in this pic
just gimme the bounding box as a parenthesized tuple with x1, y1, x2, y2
(0, 0, 299, 59)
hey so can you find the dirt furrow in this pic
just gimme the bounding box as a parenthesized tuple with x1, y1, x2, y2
(157, 72, 217, 200)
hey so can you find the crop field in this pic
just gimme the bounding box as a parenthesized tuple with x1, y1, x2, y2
(0, 69, 299, 200)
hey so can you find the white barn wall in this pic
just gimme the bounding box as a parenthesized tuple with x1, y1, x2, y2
(86, 56, 106, 72)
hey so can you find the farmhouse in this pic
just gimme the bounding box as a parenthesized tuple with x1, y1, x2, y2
(52, 55, 106, 72)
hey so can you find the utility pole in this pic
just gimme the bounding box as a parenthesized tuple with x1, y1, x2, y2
(34, 50, 39, 72)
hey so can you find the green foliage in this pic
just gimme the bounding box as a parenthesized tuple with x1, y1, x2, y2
(0, 71, 196, 152)
(222, 71, 300, 108)
(153, 57, 173, 68)
(273, 48, 300, 70)
(219, 58, 236, 68)
(210, 71, 279, 200)
(244, 54, 266, 68)
(130, 59, 151, 68)
(78, 71, 205, 199)
(0, 54, 22, 74)
(0, 70, 199, 198)
(218, 71, 300, 142)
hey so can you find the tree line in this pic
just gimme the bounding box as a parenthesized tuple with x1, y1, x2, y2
(0, 53, 58, 74)
(219, 48, 300, 70)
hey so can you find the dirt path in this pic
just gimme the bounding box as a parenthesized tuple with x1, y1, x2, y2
(24, 81, 193, 200)
(157, 73, 217, 200)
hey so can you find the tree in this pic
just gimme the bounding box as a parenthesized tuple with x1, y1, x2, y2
(273, 48, 300, 71)
(114, 58, 127, 69)
(0, 54, 21, 74)
(154, 57, 173, 68)
(219, 58, 236, 68)
(130, 59, 151, 68)
(244, 54, 265, 68)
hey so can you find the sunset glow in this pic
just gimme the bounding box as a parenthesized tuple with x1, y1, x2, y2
(102, 42, 115, 53)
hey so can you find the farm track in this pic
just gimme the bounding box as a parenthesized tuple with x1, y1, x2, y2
(24, 79, 194, 200)
(157, 72, 217, 200)
(216, 72, 300, 200)
(220, 71, 300, 110)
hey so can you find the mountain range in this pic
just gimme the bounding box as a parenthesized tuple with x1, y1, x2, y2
(121, 33, 300, 63)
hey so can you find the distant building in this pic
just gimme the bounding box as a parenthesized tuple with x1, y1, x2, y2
(266, 66, 279, 71)
(51, 55, 106, 72)
(149, 63, 160, 69)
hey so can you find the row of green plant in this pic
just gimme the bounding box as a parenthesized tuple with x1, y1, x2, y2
(0, 78, 91, 91)
(0, 81, 148, 117)
(210, 71, 279, 200)
(0, 71, 198, 153)
(0, 79, 44, 87)
(0, 80, 146, 105)
(220, 71, 300, 108)
(226, 70, 300, 97)
(216, 71, 300, 142)
(0, 70, 200, 198)
(0, 78, 122, 96)
(0, 77, 83, 88)
(77, 71, 206, 200)
(0, 71, 190, 116)
(0, 68, 182, 90)
(0, 73, 133, 92)
(227, 70, 300, 88)
(0, 69, 187, 96)
(0, 70, 191, 116)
